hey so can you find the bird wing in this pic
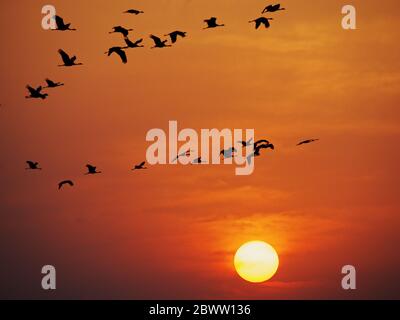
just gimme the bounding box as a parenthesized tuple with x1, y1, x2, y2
(114, 48, 127, 64)
(135, 39, 143, 45)
(124, 37, 133, 47)
(150, 35, 162, 45)
(45, 79, 54, 86)
(139, 161, 146, 167)
(26, 161, 34, 166)
(170, 33, 178, 43)
(26, 85, 36, 95)
(58, 49, 70, 64)
(55, 15, 64, 28)
(255, 19, 262, 29)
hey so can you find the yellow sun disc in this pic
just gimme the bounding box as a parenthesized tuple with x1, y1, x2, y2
(234, 241, 279, 283)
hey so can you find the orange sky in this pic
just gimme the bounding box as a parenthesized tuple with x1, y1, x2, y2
(0, 0, 400, 299)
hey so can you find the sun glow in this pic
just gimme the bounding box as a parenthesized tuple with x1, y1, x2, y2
(234, 241, 279, 283)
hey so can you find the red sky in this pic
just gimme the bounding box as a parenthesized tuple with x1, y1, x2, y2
(0, 0, 400, 299)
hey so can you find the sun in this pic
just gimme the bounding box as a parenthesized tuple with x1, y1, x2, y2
(234, 241, 279, 283)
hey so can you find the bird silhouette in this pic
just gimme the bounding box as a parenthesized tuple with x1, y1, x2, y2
(124, 36, 144, 48)
(165, 31, 187, 43)
(220, 147, 237, 159)
(105, 47, 128, 64)
(297, 139, 319, 146)
(25, 86, 48, 99)
(124, 9, 144, 15)
(26, 161, 42, 170)
(249, 17, 274, 29)
(150, 35, 171, 48)
(85, 165, 101, 175)
(109, 26, 133, 37)
(204, 17, 225, 29)
(247, 143, 274, 164)
(58, 49, 82, 67)
(262, 4, 285, 13)
(132, 161, 147, 170)
(53, 15, 76, 31)
(44, 79, 64, 88)
(58, 180, 74, 190)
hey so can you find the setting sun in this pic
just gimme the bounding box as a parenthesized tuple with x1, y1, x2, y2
(234, 241, 279, 283)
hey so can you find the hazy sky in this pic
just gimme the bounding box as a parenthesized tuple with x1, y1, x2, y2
(0, 0, 399, 299)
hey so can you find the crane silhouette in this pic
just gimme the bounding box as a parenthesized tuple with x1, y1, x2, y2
(85, 165, 101, 175)
(58, 49, 82, 67)
(165, 31, 187, 43)
(105, 47, 128, 64)
(109, 26, 133, 37)
(150, 35, 171, 48)
(26, 161, 42, 170)
(53, 15, 76, 31)
(44, 79, 64, 88)
(262, 4, 286, 13)
(249, 17, 274, 29)
(132, 161, 147, 170)
(58, 180, 74, 190)
(124, 36, 144, 48)
(297, 139, 319, 146)
(124, 9, 144, 15)
(25, 86, 48, 99)
(204, 17, 225, 29)
(247, 143, 275, 164)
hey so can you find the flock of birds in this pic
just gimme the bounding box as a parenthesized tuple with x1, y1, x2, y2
(22, 3, 319, 190)
(25, 138, 318, 190)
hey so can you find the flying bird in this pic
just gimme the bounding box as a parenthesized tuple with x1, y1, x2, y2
(150, 35, 171, 48)
(109, 26, 133, 37)
(262, 4, 286, 13)
(58, 49, 82, 67)
(132, 161, 147, 170)
(124, 9, 144, 15)
(165, 31, 187, 43)
(249, 17, 274, 29)
(26, 161, 42, 170)
(124, 36, 144, 48)
(247, 143, 275, 164)
(85, 165, 101, 175)
(25, 86, 48, 99)
(53, 15, 76, 31)
(204, 17, 225, 29)
(44, 79, 64, 88)
(105, 47, 128, 64)
(297, 139, 319, 146)
(58, 180, 74, 190)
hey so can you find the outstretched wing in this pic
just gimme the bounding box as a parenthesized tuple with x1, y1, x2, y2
(170, 33, 178, 43)
(114, 48, 127, 64)
(26, 85, 36, 95)
(139, 161, 146, 167)
(150, 35, 162, 46)
(55, 15, 64, 28)
(58, 49, 70, 64)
